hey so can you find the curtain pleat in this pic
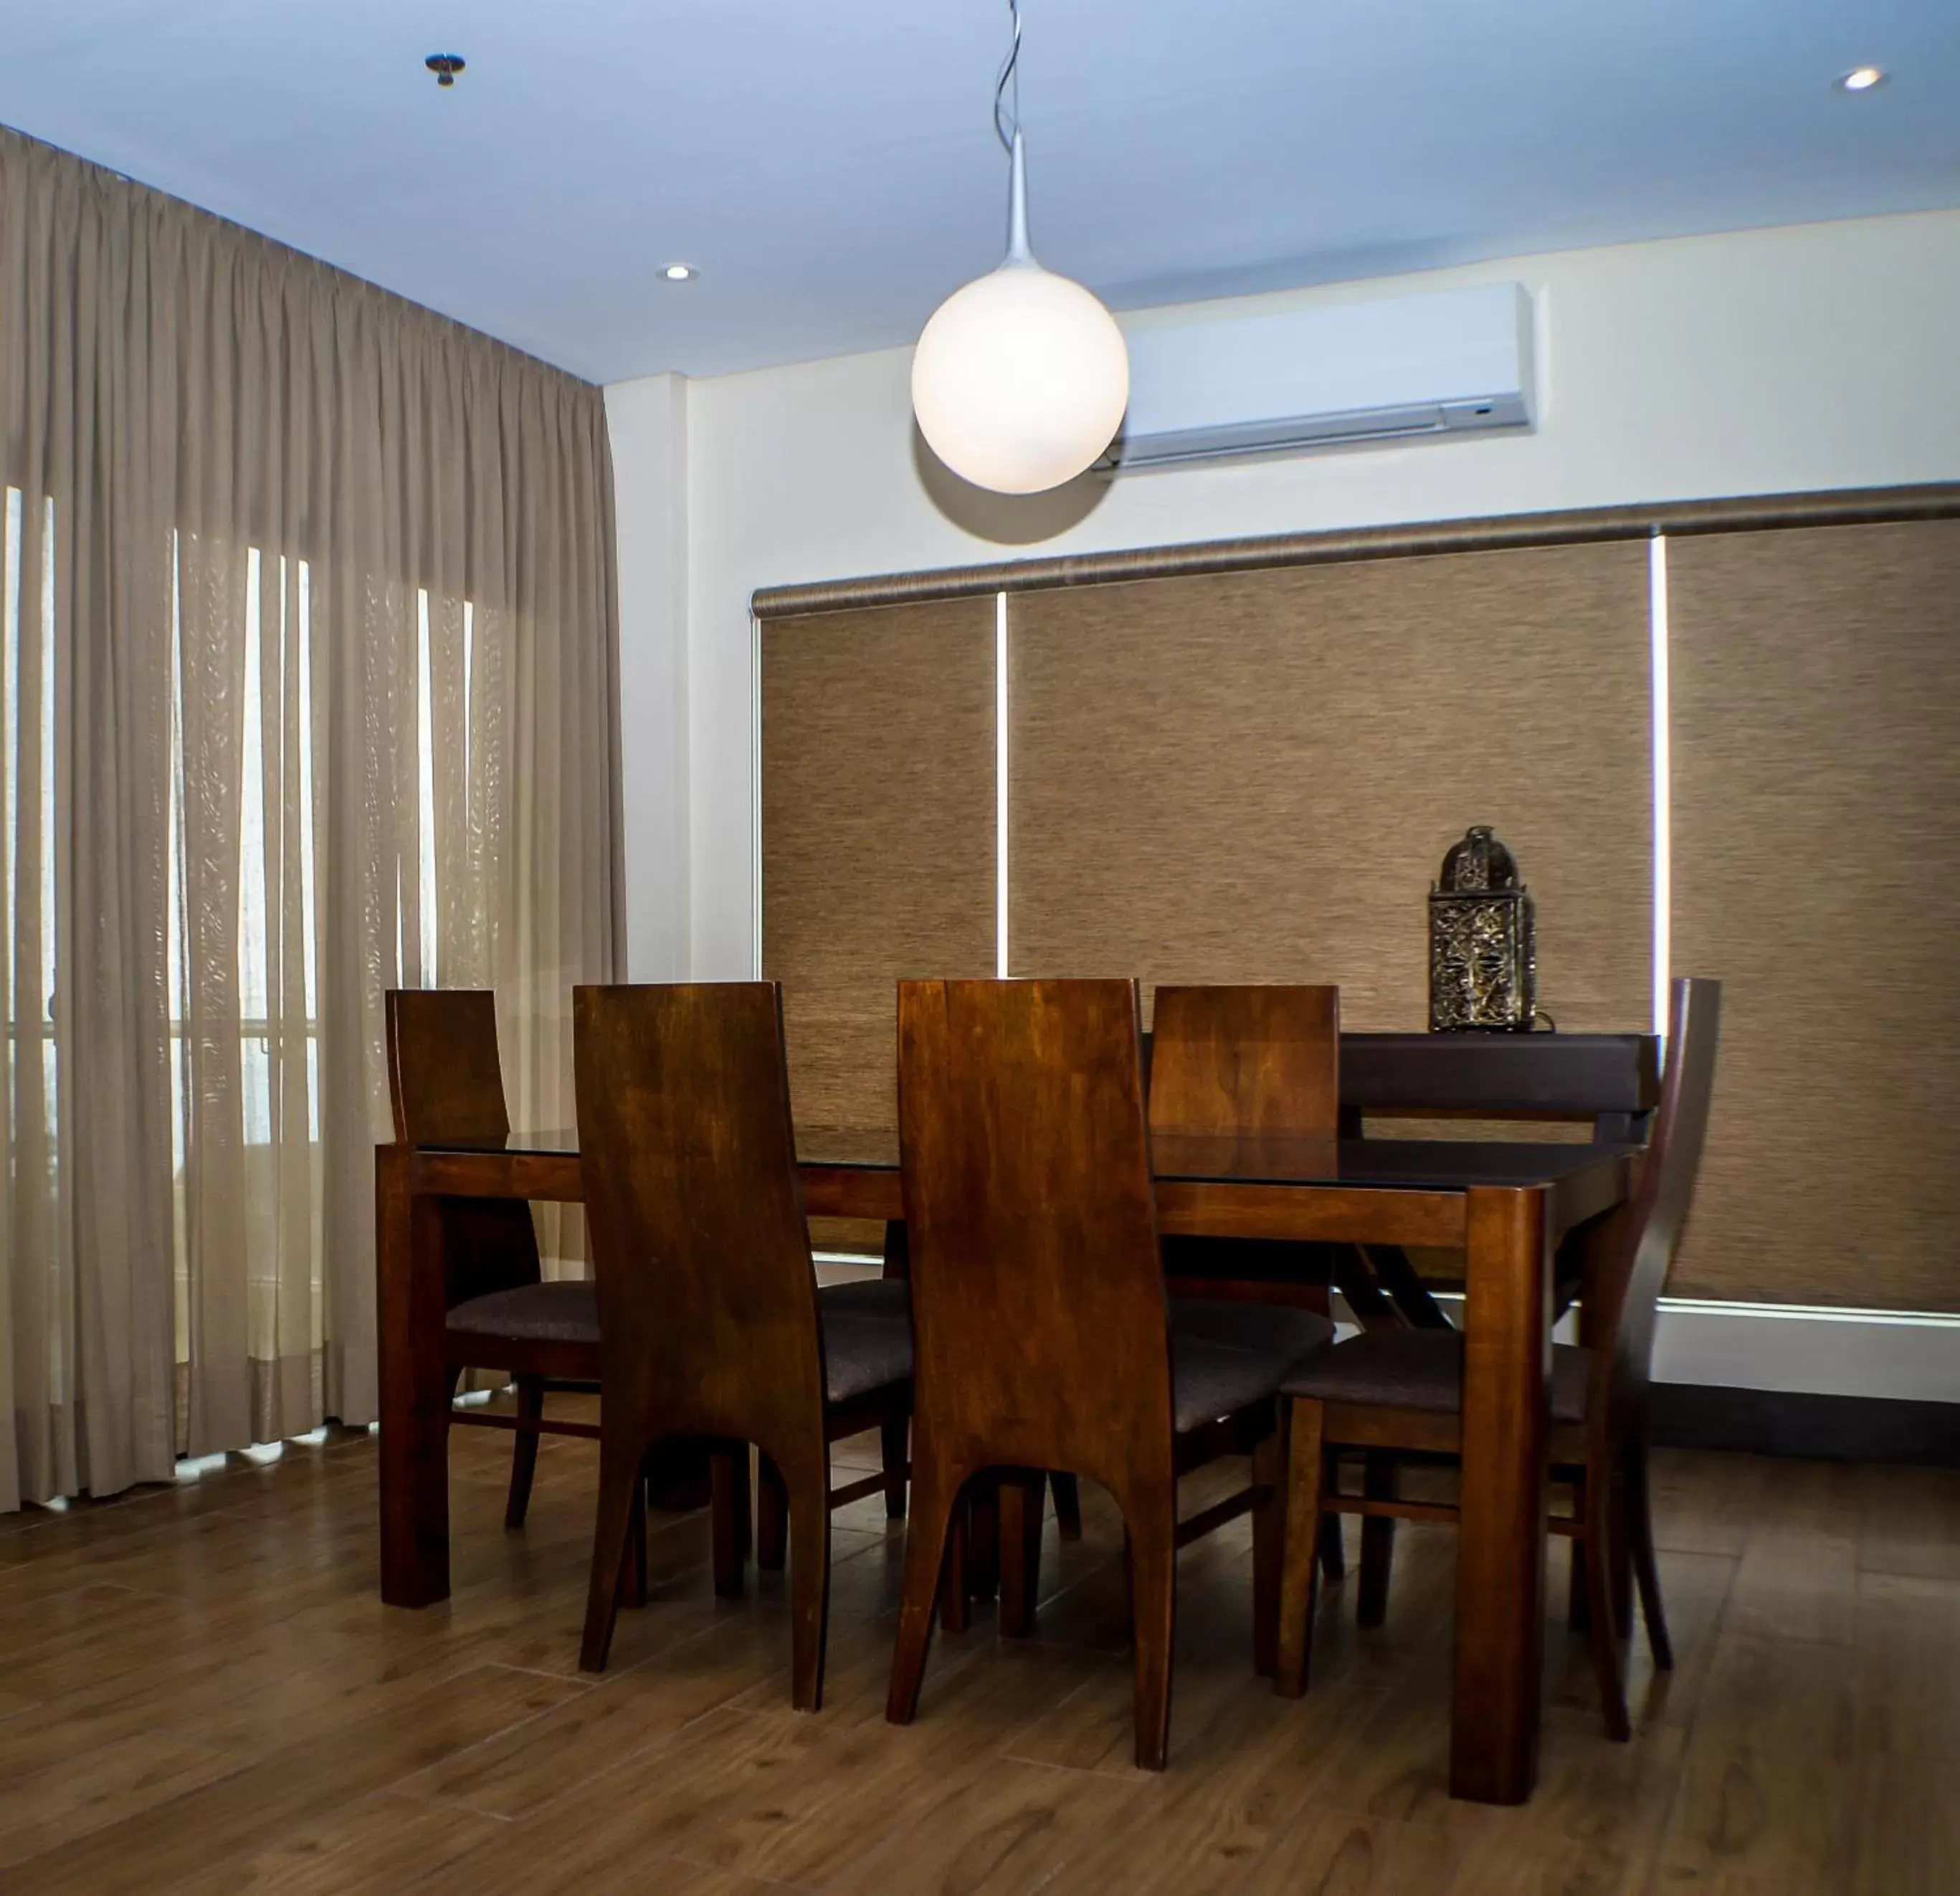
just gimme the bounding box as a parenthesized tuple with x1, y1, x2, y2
(0, 128, 622, 1508)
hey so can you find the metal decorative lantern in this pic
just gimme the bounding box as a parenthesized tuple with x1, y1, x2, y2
(1428, 825, 1538, 1032)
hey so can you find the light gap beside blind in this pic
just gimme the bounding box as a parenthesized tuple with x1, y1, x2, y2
(1650, 534, 1671, 1042)
(995, 590, 1008, 978)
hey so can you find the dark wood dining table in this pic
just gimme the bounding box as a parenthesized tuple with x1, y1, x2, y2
(376, 1122, 1637, 1806)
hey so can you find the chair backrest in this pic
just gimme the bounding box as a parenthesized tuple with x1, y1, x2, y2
(1148, 984, 1340, 1138)
(1587, 977, 1721, 1431)
(897, 978, 1173, 1495)
(385, 988, 539, 1307)
(386, 988, 513, 1145)
(572, 983, 827, 1454)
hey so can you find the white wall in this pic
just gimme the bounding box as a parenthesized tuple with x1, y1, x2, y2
(603, 372, 690, 980)
(610, 207, 1960, 978)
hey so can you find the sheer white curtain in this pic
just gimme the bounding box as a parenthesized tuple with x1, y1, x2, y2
(0, 130, 623, 1509)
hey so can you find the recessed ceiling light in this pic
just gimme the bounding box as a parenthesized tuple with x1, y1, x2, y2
(1836, 65, 1887, 93)
(661, 263, 699, 284)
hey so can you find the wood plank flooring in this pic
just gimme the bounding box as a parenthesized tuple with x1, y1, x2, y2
(1, 1407, 1953, 1894)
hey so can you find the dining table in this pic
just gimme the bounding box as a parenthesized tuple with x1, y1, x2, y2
(376, 1119, 1637, 1806)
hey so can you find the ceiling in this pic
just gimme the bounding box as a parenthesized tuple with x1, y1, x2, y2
(0, 1, 1954, 384)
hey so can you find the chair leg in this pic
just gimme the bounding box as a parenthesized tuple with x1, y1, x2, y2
(1121, 1492, 1179, 1771)
(966, 1476, 999, 1603)
(1582, 1471, 1632, 1742)
(1563, 1466, 1622, 1635)
(1567, 1469, 1590, 1632)
(504, 1375, 544, 1530)
(756, 1454, 788, 1571)
(1050, 1470, 1083, 1541)
(938, 1486, 971, 1635)
(579, 1433, 646, 1672)
(1318, 1511, 1346, 1583)
(1627, 1444, 1674, 1670)
(1275, 1398, 1326, 1700)
(784, 1448, 833, 1712)
(1609, 1463, 1635, 1640)
(622, 1475, 649, 1610)
(1252, 1426, 1287, 1678)
(889, 1449, 964, 1726)
(999, 1469, 1045, 1637)
(1357, 1451, 1397, 1629)
(880, 1413, 909, 1520)
(711, 1446, 751, 1599)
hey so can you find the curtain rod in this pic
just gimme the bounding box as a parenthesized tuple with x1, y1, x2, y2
(751, 482, 1960, 619)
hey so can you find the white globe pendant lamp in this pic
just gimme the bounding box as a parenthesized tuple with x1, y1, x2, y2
(912, 2, 1128, 495)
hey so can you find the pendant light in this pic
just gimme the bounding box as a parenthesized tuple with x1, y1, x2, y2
(911, 1, 1129, 495)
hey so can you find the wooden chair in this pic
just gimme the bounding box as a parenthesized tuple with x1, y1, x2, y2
(386, 989, 600, 1534)
(1332, 1031, 1662, 1332)
(571, 982, 913, 1706)
(1151, 982, 1343, 1315)
(1151, 983, 1342, 1137)
(886, 978, 1333, 1770)
(814, 1226, 915, 1529)
(1272, 977, 1721, 1740)
(1121, 982, 1351, 1579)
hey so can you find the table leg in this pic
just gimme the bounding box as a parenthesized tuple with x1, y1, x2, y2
(1452, 1184, 1551, 1804)
(377, 1146, 452, 1607)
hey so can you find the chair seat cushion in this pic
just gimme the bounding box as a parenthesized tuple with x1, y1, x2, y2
(817, 1277, 912, 1324)
(1280, 1328, 1592, 1425)
(446, 1280, 599, 1348)
(447, 1278, 908, 1404)
(1169, 1297, 1333, 1364)
(1167, 1297, 1336, 1434)
(821, 1302, 913, 1405)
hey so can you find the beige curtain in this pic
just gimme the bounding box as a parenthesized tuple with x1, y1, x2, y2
(0, 130, 622, 1510)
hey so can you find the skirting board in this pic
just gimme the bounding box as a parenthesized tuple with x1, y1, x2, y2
(1356, 1292, 1960, 1409)
(1648, 1297, 1960, 1402)
(1651, 1384, 1960, 1467)
(1643, 1297, 1960, 1467)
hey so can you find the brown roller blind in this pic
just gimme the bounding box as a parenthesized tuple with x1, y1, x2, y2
(761, 599, 996, 1141)
(1670, 520, 1960, 1310)
(1007, 543, 1652, 1034)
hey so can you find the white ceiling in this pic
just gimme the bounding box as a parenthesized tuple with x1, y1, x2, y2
(0, 1, 1954, 384)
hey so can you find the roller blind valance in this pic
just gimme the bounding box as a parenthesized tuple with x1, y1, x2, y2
(1005, 542, 1654, 1033)
(1670, 520, 1960, 1310)
(760, 599, 996, 1138)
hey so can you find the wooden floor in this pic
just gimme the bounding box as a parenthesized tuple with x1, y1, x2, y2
(2, 1406, 1956, 1895)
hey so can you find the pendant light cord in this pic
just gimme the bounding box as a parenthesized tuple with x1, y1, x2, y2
(994, 0, 1022, 156)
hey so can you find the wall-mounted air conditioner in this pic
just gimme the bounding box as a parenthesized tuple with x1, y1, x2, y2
(1098, 282, 1536, 474)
